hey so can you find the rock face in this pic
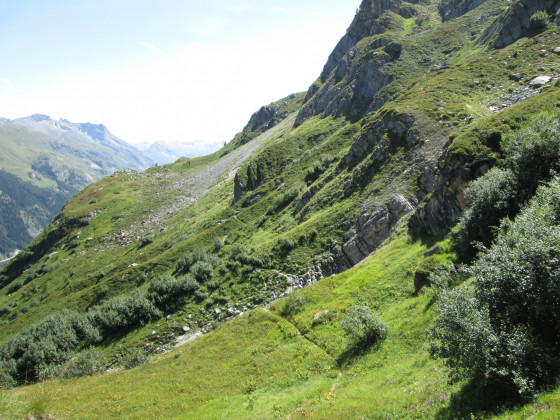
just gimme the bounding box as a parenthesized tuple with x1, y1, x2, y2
(343, 194, 414, 265)
(295, 0, 414, 126)
(437, 0, 486, 22)
(408, 152, 490, 237)
(478, 0, 560, 49)
(233, 164, 266, 204)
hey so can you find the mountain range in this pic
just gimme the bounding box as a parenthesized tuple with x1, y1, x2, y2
(2, 0, 560, 418)
(0, 115, 155, 260)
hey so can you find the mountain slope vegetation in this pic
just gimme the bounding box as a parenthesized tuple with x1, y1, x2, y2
(2, 0, 560, 418)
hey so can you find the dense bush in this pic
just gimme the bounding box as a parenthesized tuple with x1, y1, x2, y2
(431, 179, 560, 397)
(340, 305, 388, 345)
(456, 167, 517, 257)
(175, 247, 220, 275)
(306, 153, 335, 183)
(61, 347, 107, 378)
(190, 261, 214, 283)
(228, 244, 268, 268)
(530, 10, 551, 30)
(457, 112, 560, 259)
(0, 310, 100, 385)
(279, 294, 307, 316)
(88, 290, 161, 333)
(117, 347, 151, 369)
(147, 274, 199, 310)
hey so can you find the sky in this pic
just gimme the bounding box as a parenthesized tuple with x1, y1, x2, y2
(0, 0, 358, 146)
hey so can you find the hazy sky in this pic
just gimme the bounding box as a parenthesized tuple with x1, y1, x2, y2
(0, 1, 357, 145)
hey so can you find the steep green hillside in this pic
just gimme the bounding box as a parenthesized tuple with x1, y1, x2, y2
(2, 0, 560, 418)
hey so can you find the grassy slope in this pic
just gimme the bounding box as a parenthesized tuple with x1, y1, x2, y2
(2, 227, 454, 419)
(2, 1, 560, 418)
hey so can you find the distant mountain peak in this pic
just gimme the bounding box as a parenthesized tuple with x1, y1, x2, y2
(29, 114, 52, 122)
(77, 122, 110, 142)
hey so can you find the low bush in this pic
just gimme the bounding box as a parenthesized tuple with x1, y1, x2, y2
(190, 261, 214, 283)
(457, 112, 560, 259)
(280, 294, 307, 317)
(340, 305, 388, 345)
(61, 347, 107, 378)
(88, 290, 161, 332)
(147, 274, 199, 310)
(431, 179, 560, 397)
(175, 247, 220, 275)
(0, 310, 100, 385)
(117, 347, 151, 369)
(530, 10, 551, 30)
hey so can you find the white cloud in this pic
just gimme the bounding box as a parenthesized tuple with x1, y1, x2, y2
(0, 78, 17, 93)
(0, 10, 350, 146)
(140, 42, 163, 55)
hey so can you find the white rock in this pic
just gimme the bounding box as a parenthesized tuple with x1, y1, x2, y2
(530, 76, 552, 87)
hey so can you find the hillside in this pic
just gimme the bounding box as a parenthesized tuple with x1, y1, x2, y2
(2, 0, 560, 418)
(0, 116, 154, 260)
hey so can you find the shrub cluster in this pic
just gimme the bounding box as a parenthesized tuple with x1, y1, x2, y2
(147, 274, 199, 311)
(457, 112, 560, 259)
(340, 305, 388, 345)
(175, 247, 219, 281)
(88, 290, 160, 333)
(432, 113, 560, 397)
(0, 310, 101, 386)
(306, 153, 335, 183)
(530, 10, 551, 30)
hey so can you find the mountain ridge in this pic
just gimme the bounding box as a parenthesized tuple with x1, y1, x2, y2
(2, 0, 560, 418)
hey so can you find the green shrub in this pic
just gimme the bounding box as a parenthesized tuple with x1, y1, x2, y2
(147, 274, 199, 310)
(457, 112, 560, 259)
(340, 305, 388, 345)
(88, 290, 161, 332)
(7, 281, 23, 294)
(190, 261, 214, 283)
(175, 247, 219, 275)
(139, 235, 154, 247)
(213, 236, 224, 251)
(61, 347, 107, 378)
(118, 347, 151, 369)
(530, 10, 551, 30)
(227, 244, 267, 268)
(456, 167, 517, 258)
(280, 293, 307, 316)
(0, 310, 100, 384)
(431, 179, 560, 397)
(275, 237, 297, 254)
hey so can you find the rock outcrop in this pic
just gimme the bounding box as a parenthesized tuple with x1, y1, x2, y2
(233, 163, 266, 204)
(478, 0, 560, 49)
(408, 151, 490, 237)
(295, 0, 416, 126)
(437, 0, 486, 22)
(343, 194, 415, 265)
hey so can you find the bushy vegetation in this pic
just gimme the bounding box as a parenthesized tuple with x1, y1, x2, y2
(175, 247, 220, 276)
(340, 304, 388, 345)
(60, 347, 108, 379)
(279, 293, 307, 316)
(147, 274, 199, 311)
(457, 112, 560, 259)
(432, 114, 560, 398)
(0, 310, 100, 386)
(530, 11, 551, 30)
(88, 291, 160, 333)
